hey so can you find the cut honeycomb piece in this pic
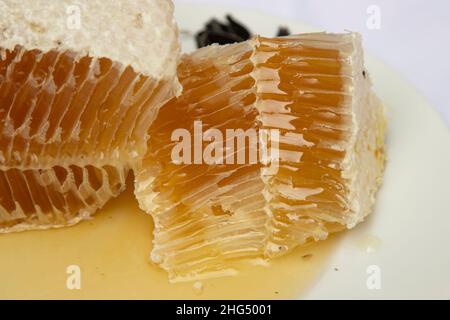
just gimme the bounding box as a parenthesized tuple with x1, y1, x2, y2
(135, 42, 267, 280)
(0, 46, 176, 170)
(0, 0, 180, 232)
(0, 165, 127, 232)
(256, 35, 386, 257)
(0, 47, 177, 232)
(135, 33, 385, 282)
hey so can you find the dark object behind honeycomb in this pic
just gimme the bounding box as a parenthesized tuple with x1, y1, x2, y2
(196, 14, 291, 48)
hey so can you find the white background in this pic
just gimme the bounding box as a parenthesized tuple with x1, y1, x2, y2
(175, 0, 450, 129)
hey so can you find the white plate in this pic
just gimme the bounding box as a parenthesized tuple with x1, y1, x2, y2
(175, 3, 450, 299)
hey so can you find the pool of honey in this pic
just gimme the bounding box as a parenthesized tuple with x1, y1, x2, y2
(0, 180, 339, 299)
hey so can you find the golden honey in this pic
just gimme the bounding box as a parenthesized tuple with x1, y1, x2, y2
(0, 183, 339, 299)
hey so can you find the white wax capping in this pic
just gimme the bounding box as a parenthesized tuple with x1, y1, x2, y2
(0, 0, 180, 79)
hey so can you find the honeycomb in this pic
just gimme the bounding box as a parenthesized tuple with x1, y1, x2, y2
(135, 34, 385, 281)
(0, 165, 127, 232)
(0, 46, 176, 232)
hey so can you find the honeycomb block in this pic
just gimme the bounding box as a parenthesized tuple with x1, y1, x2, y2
(135, 33, 386, 281)
(0, 46, 177, 232)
